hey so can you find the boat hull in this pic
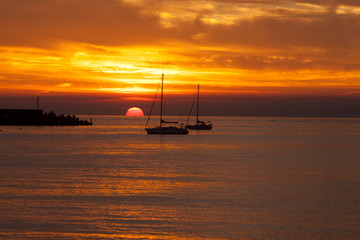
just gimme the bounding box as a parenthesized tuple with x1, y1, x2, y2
(187, 124, 212, 130)
(146, 127, 189, 135)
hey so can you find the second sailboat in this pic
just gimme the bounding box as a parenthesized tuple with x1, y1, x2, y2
(187, 84, 212, 130)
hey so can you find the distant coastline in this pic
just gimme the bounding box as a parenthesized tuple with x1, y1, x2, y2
(0, 109, 92, 126)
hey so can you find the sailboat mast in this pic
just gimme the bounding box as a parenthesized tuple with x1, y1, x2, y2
(196, 84, 199, 124)
(160, 73, 164, 127)
(36, 96, 40, 110)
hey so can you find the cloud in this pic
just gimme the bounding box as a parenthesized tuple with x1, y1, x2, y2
(0, 0, 164, 47)
(1, 0, 360, 51)
(296, 0, 360, 7)
(1, 0, 360, 96)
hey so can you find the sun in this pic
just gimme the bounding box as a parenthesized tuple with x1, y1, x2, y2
(126, 107, 144, 116)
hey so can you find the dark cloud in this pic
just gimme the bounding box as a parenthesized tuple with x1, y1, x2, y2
(1, 0, 360, 52)
(0, 0, 164, 47)
(175, 8, 360, 71)
(199, 13, 360, 50)
(294, 0, 360, 7)
(207, 0, 360, 7)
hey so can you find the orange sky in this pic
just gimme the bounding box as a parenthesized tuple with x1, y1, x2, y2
(1, 0, 360, 115)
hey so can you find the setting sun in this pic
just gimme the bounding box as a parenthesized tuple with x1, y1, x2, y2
(126, 107, 144, 116)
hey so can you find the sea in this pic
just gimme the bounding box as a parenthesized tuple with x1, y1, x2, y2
(0, 116, 359, 240)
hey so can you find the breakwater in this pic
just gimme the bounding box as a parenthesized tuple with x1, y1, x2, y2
(0, 109, 92, 126)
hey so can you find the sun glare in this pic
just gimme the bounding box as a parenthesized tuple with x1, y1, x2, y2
(126, 107, 144, 116)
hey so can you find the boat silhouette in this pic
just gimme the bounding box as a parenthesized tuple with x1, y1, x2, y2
(145, 74, 189, 135)
(186, 84, 212, 130)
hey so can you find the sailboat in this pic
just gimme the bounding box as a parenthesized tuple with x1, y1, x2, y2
(145, 74, 189, 135)
(187, 84, 213, 130)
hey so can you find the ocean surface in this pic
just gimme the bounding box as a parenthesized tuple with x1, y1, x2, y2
(0, 116, 359, 240)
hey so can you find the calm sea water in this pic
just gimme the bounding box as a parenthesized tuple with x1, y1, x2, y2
(0, 116, 359, 240)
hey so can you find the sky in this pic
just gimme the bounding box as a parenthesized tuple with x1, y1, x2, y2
(1, 0, 360, 116)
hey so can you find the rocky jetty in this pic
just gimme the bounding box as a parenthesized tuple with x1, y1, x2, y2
(0, 109, 92, 126)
